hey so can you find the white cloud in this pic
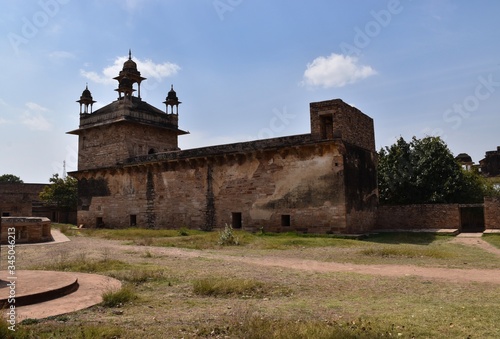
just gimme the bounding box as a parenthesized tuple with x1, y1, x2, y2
(302, 53, 376, 88)
(21, 102, 51, 131)
(25, 102, 48, 112)
(80, 55, 180, 85)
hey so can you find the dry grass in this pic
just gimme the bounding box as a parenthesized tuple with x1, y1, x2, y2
(9, 229, 500, 338)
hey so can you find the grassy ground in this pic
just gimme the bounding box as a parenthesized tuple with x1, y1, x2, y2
(6, 225, 500, 338)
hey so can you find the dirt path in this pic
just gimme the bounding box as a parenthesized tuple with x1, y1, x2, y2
(17, 231, 500, 285)
(83, 236, 500, 285)
(450, 233, 500, 256)
(134, 245, 500, 284)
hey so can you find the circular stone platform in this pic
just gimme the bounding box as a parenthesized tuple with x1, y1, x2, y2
(0, 270, 121, 320)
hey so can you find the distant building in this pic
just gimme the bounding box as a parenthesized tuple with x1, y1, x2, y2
(0, 183, 47, 217)
(0, 183, 76, 224)
(480, 146, 500, 177)
(455, 153, 474, 171)
(68, 52, 378, 234)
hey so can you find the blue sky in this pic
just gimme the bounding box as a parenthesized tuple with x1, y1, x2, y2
(1, 0, 499, 183)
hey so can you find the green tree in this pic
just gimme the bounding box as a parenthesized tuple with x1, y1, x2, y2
(39, 174, 78, 222)
(0, 174, 23, 183)
(378, 136, 484, 204)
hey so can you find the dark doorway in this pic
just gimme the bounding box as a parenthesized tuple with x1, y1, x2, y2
(232, 212, 242, 229)
(460, 207, 485, 232)
(281, 214, 291, 227)
(130, 215, 137, 226)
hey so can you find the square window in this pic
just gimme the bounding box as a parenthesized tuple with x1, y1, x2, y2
(281, 215, 291, 227)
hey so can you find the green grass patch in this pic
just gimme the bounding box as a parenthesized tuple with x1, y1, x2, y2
(101, 285, 137, 307)
(360, 245, 453, 259)
(193, 277, 269, 298)
(77, 227, 205, 240)
(363, 232, 450, 245)
(483, 233, 500, 248)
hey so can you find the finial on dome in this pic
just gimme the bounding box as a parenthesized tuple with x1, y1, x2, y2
(128, 49, 132, 60)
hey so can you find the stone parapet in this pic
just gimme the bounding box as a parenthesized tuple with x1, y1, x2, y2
(1, 217, 52, 244)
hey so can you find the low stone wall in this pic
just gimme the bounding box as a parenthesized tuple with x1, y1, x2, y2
(376, 204, 460, 230)
(1, 217, 52, 244)
(484, 197, 500, 229)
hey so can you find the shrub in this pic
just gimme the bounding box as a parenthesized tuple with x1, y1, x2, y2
(178, 227, 189, 236)
(218, 223, 239, 246)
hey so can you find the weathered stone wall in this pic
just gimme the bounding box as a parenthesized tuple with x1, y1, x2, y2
(0, 217, 52, 244)
(344, 144, 378, 233)
(77, 123, 179, 170)
(75, 141, 353, 233)
(484, 197, 500, 229)
(376, 204, 461, 230)
(0, 183, 47, 217)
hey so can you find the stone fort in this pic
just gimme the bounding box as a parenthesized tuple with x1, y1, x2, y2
(68, 52, 378, 234)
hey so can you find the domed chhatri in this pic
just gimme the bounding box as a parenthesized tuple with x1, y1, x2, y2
(77, 84, 96, 114)
(164, 84, 181, 114)
(114, 49, 146, 99)
(123, 49, 137, 71)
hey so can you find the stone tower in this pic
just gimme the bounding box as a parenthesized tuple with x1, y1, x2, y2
(68, 51, 188, 171)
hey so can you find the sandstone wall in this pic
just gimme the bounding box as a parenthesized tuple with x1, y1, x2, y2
(0, 217, 52, 244)
(76, 141, 353, 233)
(0, 183, 47, 217)
(484, 197, 500, 229)
(77, 123, 179, 170)
(376, 204, 460, 230)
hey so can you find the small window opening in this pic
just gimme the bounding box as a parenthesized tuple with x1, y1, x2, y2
(148, 148, 156, 154)
(2, 212, 10, 217)
(96, 217, 104, 228)
(130, 214, 137, 226)
(320, 115, 333, 139)
(281, 215, 291, 227)
(232, 212, 242, 229)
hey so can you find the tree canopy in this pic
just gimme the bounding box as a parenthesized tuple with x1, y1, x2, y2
(378, 136, 485, 205)
(0, 174, 23, 183)
(39, 174, 78, 211)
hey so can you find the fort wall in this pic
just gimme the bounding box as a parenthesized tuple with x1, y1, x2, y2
(376, 204, 460, 230)
(484, 197, 500, 229)
(76, 139, 354, 233)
